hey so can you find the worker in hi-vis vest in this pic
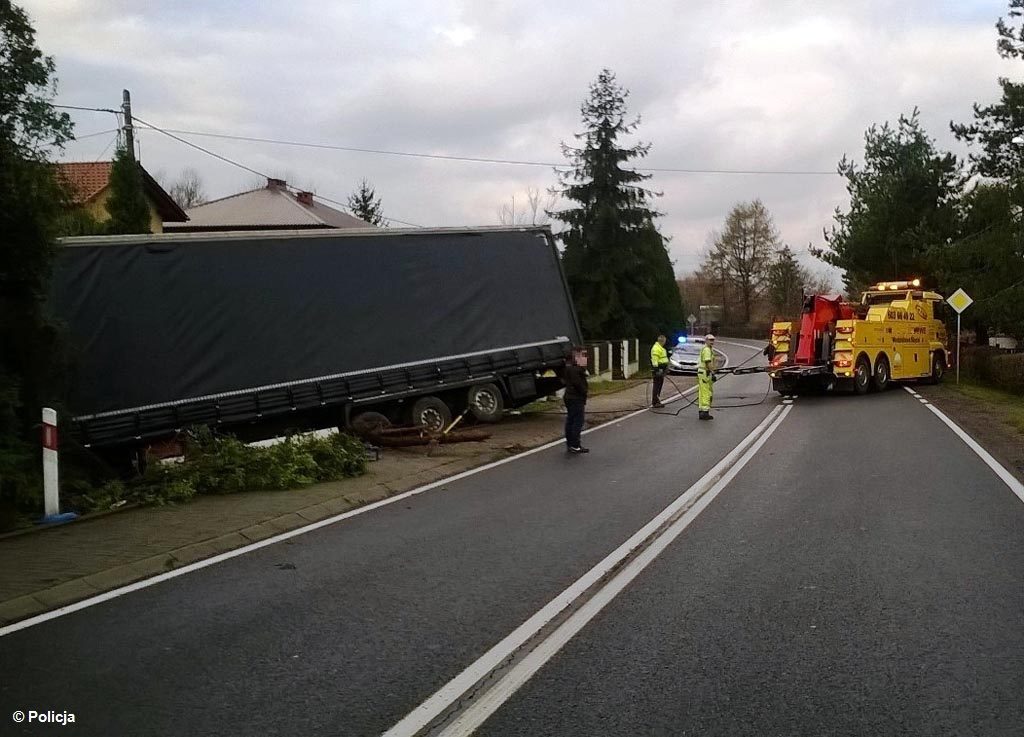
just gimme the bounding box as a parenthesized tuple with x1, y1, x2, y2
(698, 334, 716, 420)
(650, 334, 669, 408)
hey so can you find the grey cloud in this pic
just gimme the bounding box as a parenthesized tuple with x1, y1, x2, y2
(28, 0, 1015, 282)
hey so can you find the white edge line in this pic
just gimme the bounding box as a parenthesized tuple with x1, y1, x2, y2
(382, 404, 785, 737)
(438, 404, 794, 737)
(901, 386, 1024, 504)
(0, 347, 763, 638)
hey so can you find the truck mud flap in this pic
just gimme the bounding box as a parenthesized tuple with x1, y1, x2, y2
(507, 373, 538, 400)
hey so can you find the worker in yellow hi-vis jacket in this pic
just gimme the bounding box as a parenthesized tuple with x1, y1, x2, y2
(650, 335, 669, 408)
(698, 334, 716, 420)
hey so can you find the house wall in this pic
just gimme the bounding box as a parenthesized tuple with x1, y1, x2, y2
(84, 188, 165, 233)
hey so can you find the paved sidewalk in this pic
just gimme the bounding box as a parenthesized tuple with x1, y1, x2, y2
(0, 379, 683, 625)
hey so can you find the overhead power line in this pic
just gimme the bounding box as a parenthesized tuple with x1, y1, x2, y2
(71, 128, 119, 141)
(136, 126, 837, 176)
(54, 104, 119, 114)
(310, 192, 424, 228)
(132, 115, 271, 180)
(132, 116, 424, 228)
(55, 102, 836, 174)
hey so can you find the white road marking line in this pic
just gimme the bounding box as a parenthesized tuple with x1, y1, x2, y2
(432, 404, 795, 737)
(383, 405, 788, 737)
(0, 348, 762, 637)
(903, 386, 1024, 504)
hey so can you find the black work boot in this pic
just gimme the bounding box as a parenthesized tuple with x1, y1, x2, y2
(698, 410, 709, 420)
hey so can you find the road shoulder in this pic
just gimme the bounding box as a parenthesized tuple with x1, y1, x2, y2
(916, 381, 1024, 485)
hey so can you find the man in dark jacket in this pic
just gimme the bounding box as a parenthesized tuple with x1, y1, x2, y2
(563, 346, 590, 454)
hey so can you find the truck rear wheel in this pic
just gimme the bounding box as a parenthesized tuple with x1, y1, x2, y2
(928, 352, 945, 385)
(872, 356, 890, 392)
(467, 383, 504, 423)
(411, 396, 452, 433)
(350, 411, 391, 435)
(854, 356, 871, 395)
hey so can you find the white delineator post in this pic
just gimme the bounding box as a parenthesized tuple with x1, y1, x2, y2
(42, 407, 60, 517)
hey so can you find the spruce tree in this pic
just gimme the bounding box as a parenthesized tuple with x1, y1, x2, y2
(766, 246, 810, 318)
(553, 69, 683, 339)
(105, 144, 151, 234)
(347, 179, 387, 226)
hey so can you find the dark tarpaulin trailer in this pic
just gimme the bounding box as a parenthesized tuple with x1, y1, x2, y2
(50, 226, 582, 448)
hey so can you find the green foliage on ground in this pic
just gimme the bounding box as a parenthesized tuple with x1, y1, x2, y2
(60, 429, 369, 516)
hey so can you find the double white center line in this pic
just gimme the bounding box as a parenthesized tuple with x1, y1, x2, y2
(385, 401, 794, 736)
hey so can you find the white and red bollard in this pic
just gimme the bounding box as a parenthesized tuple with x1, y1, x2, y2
(40, 407, 75, 524)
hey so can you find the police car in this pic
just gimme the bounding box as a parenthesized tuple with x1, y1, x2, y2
(668, 335, 705, 375)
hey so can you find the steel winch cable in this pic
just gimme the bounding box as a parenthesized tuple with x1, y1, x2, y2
(648, 346, 772, 417)
(526, 344, 773, 418)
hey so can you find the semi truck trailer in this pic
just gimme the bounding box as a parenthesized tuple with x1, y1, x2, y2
(50, 226, 582, 457)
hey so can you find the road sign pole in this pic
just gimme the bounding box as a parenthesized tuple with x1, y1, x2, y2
(947, 288, 973, 386)
(956, 313, 961, 384)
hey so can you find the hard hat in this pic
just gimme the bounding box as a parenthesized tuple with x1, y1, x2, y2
(705, 333, 716, 341)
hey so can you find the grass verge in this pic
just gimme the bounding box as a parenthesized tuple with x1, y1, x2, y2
(942, 380, 1024, 434)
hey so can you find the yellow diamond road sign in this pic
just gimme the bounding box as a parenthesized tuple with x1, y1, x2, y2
(947, 288, 974, 314)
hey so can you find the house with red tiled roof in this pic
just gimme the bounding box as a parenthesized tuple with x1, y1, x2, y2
(57, 161, 188, 233)
(163, 178, 371, 232)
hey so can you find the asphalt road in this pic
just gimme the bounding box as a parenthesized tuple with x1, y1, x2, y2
(480, 377, 1024, 736)
(4, 341, 1022, 736)
(1, 343, 779, 736)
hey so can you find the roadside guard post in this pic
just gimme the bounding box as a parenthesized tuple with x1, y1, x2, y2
(41, 407, 76, 524)
(946, 288, 974, 384)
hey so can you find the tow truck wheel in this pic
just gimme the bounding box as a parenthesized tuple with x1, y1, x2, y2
(928, 353, 945, 385)
(872, 356, 890, 392)
(853, 356, 871, 395)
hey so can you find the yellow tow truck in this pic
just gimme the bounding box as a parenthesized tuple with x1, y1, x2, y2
(768, 279, 950, 395)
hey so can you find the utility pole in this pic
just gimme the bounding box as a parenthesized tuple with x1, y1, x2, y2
(121, 89, 135, 161)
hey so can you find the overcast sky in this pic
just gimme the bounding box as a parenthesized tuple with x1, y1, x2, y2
(27, 0, 1020, 281)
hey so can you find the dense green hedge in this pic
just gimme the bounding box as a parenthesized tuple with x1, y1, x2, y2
(1, 428, 369, 529)
(959, 347, 1024, 395)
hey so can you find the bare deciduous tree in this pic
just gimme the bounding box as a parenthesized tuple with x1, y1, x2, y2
(805, 270, 837, 296)
(498, 187, 556, 226)
(168, 168, 206, 209)
(711, 200, 780, 324)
